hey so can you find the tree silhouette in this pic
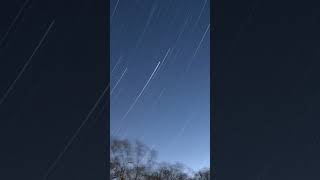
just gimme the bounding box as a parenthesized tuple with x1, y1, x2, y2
(110, 137, 210, 180)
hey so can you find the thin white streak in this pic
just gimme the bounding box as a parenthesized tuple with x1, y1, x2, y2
(134, 1, 157, 50)
(161, 48, 171, 66)
(111, 87, 123, 105)
(43, 84, 109, 179)
(175, 16, 190, 45)
(150, 87, 166, 109)
(193, 0, 208, 28)
(110, 67, 127, 95)
(112, 61, 161, 135)
(111, 56, 122, 74)
(111, 0, 120, 20)
(156, 88, 165, 101)
(193, 24, 210, 58)
(168, 112, 196, 147)
(0, 0, 31, 47)
(92, 100, 107, 124)
(0, 20, 55, 107)
(154, 48, 170, 76)
(130, 87, 166, 140)
(185, 24, 210, 72)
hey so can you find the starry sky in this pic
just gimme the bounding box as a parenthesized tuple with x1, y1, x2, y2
(0, 0, 108, 179)
(4, 0, 320, 179)
(110, 0, 210, 171)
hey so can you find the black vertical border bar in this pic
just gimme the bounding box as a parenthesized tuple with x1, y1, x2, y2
(106, 0, 111, 179)
(0, 0, 110, 178)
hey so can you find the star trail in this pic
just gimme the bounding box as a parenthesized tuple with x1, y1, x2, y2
(110, 0, 210, 171)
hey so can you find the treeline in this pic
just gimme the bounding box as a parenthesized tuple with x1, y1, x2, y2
(110, 137, 210, 180)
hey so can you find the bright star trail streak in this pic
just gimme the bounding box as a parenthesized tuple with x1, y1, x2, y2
(111, 0, 210, 171)
(0, 0, 31, 48)
(42, 84, 109, 180)
(112, 61, 161, 136)
(0, 20, 55, 107)
(111, 67, 127, 95)
(156, 48, 171, 74)
(161, 48, 171, 65)
(186, 23, 210, 72)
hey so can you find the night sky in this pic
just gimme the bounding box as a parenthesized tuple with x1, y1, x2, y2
(4, 0, 320, 179)
(0, 0, 108, 179)
(110, 0, 210, 171)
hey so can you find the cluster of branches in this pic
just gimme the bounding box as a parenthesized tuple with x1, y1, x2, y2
(110, 137, 210, 180)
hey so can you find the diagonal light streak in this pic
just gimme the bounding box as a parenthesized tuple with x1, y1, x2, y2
(0, 20, 55, 107)
(42, 84, 109, 179)
(0, 0, 31, 48)
(110, 67, 127, 95)
(112, 61, 161, 136)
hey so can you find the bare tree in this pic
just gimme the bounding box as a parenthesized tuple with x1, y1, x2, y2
(193, 168, 210, 180)
(110, 138, 133, 180)
(110, 137, 210, 180)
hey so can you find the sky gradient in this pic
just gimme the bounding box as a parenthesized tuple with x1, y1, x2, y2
(110, 0, 210, 171)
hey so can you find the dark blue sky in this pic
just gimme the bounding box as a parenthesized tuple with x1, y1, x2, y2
(0, 0, 107, 179)
(213, 0, 320, 179)
(110, 0, 210, 170)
